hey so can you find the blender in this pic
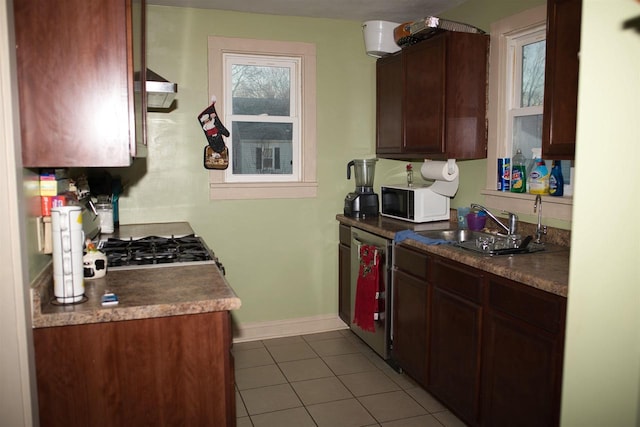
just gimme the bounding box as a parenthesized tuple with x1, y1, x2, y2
(344, 158, 379, 218)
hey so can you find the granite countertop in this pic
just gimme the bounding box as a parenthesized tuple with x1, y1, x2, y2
(31, 222, 241, 328)
(337, 214, 570, 298)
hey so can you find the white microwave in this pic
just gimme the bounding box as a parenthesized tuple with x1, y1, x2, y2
(381, 185, 450, 223)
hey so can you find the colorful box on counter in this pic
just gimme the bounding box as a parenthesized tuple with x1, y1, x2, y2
(40, 195, 66, 216)
(39, 175, 70, 196)
(497, 158, 510, 191)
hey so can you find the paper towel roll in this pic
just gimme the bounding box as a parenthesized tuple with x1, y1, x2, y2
(420, 159, 459, 197)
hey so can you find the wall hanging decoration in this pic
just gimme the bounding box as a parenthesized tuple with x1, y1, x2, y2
(198, 96, 230, 170)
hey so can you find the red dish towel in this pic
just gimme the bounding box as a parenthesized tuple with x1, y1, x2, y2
(353, 244, 380, 333)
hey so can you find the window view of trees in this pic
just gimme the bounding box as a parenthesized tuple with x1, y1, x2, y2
(231, 64, 291, 116)
(520, 40, 546, 108)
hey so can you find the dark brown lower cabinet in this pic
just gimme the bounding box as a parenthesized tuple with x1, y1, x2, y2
(33, 311, 235, 427)
(392, 269, 429, 386)
(391, 245, 566, 427)
(429, 259, 483, 426)
(392, 244, 430, 386)
(481, 277, 566, 427)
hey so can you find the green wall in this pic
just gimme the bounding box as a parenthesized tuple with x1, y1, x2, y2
(115, 7, 379, 325)
(113, 2, 553, 327)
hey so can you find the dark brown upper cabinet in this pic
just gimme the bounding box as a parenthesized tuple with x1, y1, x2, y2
(14, 0, 146, 167)
(376, 32, 489, 160)
(542, 0, 582, 160)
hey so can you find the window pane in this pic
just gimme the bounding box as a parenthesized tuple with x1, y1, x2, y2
(231, 64, 291, 116)
(512, 114, 543, 161)
(231, 121, 293, 175)
(520, 40, 545, 107)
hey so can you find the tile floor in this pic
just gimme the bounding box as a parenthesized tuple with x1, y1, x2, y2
(233, 329, 466, 427)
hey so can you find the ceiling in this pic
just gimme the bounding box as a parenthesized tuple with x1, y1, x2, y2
(147, 0, 467, 24)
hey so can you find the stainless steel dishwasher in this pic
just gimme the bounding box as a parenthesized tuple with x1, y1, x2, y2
(350, 227, 392, 360)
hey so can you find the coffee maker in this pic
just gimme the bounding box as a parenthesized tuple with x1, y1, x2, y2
(344, 158, 379, 218)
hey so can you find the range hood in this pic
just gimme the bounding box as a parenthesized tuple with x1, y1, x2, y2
(140, 69, 177, 109)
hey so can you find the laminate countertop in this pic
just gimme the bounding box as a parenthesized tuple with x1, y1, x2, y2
(337, 214, 570, 298)
(32, 222, 241, 329)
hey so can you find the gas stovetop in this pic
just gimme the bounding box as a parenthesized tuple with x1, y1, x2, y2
(98, 234, 225, 274)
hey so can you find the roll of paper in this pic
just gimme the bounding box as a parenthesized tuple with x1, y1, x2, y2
(420, 159, 459, 197)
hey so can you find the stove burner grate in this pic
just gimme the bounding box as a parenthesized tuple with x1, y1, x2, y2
(100, 234, 215, 268)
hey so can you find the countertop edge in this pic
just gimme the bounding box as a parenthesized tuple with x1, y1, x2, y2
(31, 261, 241, 329)
(337, 214, 569, 298)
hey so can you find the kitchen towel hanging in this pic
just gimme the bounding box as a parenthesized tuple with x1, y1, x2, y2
(353, 244, 380, 333)
(420, 159, 459, 197)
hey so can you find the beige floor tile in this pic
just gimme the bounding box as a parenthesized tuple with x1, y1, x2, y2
(380, 414, 444, 427)
(322, 353, 378, 375)
(278, 357, 334, 382)
(233, 340, 265, 351)
(306, 398, 377, 427)
(236, 416, 253, 427)
(235, 364, 287, 390)
(432, 410, 467, 427)
(302, 330, 347, 342)
(234, 347, 275, 369)
(266, 342, 318, 362)
(405, 387, 447, 413)
(380, 365, 419, 390)
(339, 370, 401, 397)
(236, 390, 247, 417)
(308, 337, 360, 357)
(291, 376, 354, 405)
(262, 335, 305, 348)
(250, 407, 316, 427)
(358, 390, 427, 423)
(240, 383, 302, 415)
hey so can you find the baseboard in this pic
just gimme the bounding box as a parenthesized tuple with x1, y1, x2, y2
(233, 314, 349, 343)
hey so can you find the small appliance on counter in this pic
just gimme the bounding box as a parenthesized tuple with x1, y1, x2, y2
(344, 158, 379, 219)
(381, 159, 460, 223)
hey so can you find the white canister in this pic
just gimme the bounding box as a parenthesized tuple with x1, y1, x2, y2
(51, 206, 85, 303)
(96, 202, 114, 234)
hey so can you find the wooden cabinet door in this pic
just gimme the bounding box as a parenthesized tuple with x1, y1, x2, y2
(481, 276, 566, 427)
(429, 258, 483, 426)
(392, 269, 429, 386)
(542, 0, 582, 159)
(14, 0, 145, 167)
(33, 312, 235, 427)
(376, 53, 403, 154)
(338, 225, 351, 324)
(429, 286, 481, 426)
(375, 32, 488, 160)
(403, 38, 446, 155)
(482, 312, 563, 427)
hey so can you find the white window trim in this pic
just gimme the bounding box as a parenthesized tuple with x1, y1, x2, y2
(484, 5, 573, 221)
(223, 54, 300, 183)
(207, 36, 317, 200)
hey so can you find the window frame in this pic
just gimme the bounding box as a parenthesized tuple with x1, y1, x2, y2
(207, 36, 317, 200)
(484, 5, 573, 221)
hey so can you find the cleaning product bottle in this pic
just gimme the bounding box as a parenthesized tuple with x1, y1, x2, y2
(510, 149, 527, 193)
(549, 160, 564, 196)
(529, 148, 549, 195)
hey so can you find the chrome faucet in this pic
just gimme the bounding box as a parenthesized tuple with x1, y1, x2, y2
(470, 204, 518, 235)
(533, 195, 547, 244)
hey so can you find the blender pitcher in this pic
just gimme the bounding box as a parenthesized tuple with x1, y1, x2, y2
(347, 158, 378, 191)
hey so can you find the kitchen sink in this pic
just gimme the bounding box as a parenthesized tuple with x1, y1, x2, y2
(416, 229, 494, 243)
(416, 229, 545, 256)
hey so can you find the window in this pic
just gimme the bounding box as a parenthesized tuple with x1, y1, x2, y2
(208, 37, 317, 200)
(484, 6, 573, 221)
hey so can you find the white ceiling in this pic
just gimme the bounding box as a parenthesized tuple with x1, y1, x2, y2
(147, 0, 467, 24)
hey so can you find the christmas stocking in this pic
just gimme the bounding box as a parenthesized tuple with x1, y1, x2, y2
(198, 96, 230, 170)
